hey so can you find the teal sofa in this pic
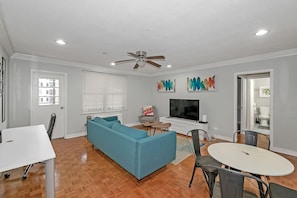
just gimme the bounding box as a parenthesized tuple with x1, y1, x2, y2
(87, 116, 176, 180)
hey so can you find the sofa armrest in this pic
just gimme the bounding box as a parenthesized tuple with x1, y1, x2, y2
(135, 131, 176, 179)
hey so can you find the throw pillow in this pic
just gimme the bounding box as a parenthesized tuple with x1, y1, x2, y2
(143, 105, 154, 116)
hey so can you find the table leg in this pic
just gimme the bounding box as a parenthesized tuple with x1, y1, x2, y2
(45, 158, 56, 198)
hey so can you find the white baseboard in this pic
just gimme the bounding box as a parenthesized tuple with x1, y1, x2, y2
(65, 131, 86, 139)
(271, 146, 297, 157)
(213, 134, 233, 142)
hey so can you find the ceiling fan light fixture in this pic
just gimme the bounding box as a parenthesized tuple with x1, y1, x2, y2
(137, 59, 146, 67)
(113, 51, 165, 70)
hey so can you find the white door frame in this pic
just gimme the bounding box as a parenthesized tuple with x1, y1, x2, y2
(30, 69, 67, 138)
(234, 69, 274, 148)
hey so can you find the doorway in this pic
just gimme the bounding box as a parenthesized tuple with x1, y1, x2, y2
(31, 71, 66, 139)
(236, 71, 271, 135)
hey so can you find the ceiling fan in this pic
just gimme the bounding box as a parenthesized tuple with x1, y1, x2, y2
(112, 51, 165, 70)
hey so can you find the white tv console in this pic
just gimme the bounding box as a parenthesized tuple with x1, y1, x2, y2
(159, 116, 208, 136)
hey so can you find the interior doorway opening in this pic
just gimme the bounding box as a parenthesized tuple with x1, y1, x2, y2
(236, 72, 271, 135)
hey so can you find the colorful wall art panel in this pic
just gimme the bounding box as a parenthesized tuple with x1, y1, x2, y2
(187, 75, 215, 92)
(157, 79, 176, 92)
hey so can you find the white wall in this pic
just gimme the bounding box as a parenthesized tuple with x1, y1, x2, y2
(152, 55, 297, 155)
(3, 42, 297, 155)
(8, 57, 152, 137)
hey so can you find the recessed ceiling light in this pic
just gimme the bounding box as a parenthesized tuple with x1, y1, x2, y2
(256, 29, 268, 36)
(110, 62, 116, 66)
(167, 65, 172, 68)
(56, 39, 66, 45)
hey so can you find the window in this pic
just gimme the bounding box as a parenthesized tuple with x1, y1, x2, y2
(82, 71, 127, 113)
(38, 78, 60, 105)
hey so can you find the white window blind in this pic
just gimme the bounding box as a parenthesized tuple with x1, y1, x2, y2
(82, 71, 127, 113)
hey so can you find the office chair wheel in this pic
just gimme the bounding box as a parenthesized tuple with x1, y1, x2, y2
(4, 173, 10, 178)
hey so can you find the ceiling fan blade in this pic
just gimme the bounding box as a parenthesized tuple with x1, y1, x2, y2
(127, 52, 139, 58)
(133, 63, 139, 70)
(114, 59, 136, 65)
(146, 55, 165, 60)
(146, 60, 162, 68)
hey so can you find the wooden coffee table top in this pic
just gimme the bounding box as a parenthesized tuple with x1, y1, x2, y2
(152, 122, 171, 129)
(143, 121, 161, 127)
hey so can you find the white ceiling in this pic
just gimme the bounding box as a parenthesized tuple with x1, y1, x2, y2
(1, 0, 297, 74)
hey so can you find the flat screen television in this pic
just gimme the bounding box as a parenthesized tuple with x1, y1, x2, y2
(169, 99, 199, 121)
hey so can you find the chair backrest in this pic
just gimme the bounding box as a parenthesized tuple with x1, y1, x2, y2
(211, 167, 269, 198)
(233, 129, 270, 150)
(187, 129, 209, 157)
(47, 113, 56, 140)
(269, 182, 297, 198)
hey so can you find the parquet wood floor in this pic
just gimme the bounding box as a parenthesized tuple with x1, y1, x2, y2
(1, 132, 296, 198)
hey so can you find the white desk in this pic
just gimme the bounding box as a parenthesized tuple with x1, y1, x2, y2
(0, 125, 56, 198)
(208, 142, 294, 176)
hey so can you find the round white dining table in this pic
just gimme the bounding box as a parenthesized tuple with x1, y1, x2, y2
(208, 142, 294, 176)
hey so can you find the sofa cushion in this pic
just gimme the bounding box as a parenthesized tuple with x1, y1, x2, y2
(112, 123, 148, 140)
(93, 117, 120, 128)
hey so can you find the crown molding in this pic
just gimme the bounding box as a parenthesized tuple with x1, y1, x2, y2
(152, 48, 297, 76)
(11, 48, 297, 77)
(11, 53, 151, 77)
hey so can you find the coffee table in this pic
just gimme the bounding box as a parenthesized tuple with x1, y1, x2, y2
(143, 121, 160, 135)
(151, 122, 171, 135)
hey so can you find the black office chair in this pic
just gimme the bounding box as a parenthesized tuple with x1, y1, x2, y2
(187, 129, 222, 198)
(233, 129, 270, 150)
(269, 182, 297, 198)
(209, 166, 269, 198)
(22, 113, 56, 179)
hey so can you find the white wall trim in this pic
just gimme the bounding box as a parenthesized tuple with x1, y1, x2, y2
(213, 135, 233, 142)
(11, 48, 297, 77)
(153, 48, 297, 76)
(233, 69, 273, 133)
(11, 53, 151, 77)
(65, 131, 86, 139)
(271, 147, 297, 157)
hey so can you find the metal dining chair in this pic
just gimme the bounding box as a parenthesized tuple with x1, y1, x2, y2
(232, 129, 270, 150)
(22, 113, 56, 179)
(187, 129, 222, 197)
(269, 182, 297, 198)
(232, 129, 271, 198)
(208, 166, 269, 198)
